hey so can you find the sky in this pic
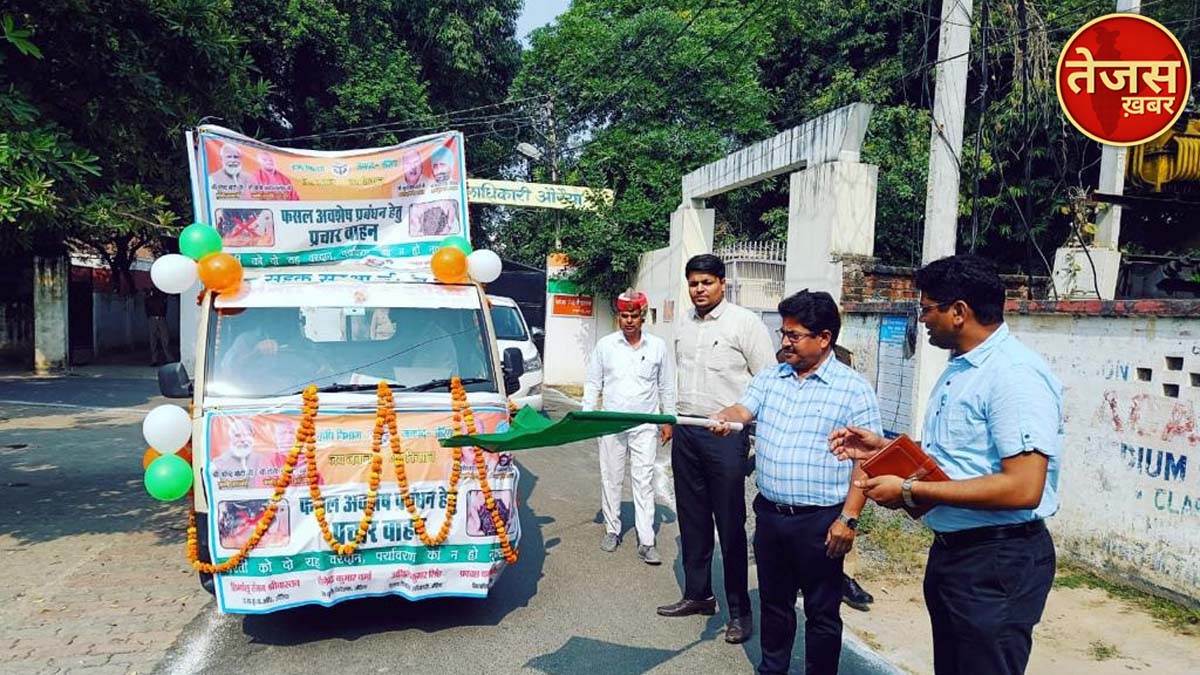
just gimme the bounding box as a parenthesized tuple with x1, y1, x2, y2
(516, 0, 571, 44)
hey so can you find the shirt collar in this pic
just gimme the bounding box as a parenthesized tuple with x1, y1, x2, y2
(693, 299, 728, 321)
(774, 351, 837, 383)
(618, 332, 645, 349)
(955, 323, 1009, 367)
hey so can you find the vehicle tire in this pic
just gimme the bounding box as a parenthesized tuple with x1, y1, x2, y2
(195, 513, 216, 595)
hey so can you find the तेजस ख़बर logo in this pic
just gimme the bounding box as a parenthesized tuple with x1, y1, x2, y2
(1056, 13, 1191, 146)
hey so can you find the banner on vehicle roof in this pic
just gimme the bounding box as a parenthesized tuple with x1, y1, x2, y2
(189, 126, 468, 267)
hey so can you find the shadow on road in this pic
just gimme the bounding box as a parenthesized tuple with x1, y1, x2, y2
(239, 459, 550, 643)
(0, 376, 187, 545)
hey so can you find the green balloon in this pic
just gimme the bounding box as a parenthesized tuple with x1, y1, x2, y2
(144, 454, 193, 501)
(441, 236, 473, 255)
(179, 222, 223, 260)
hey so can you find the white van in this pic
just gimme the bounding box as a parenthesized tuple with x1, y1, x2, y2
(160, 266, 525, 612)
(488, 295, 543, 411)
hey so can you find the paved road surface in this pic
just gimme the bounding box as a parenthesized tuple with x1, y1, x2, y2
(0, 374, 896, 674)
(154, 390, 896, 675)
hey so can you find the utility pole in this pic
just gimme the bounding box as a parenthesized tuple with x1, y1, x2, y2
(545, 96, 562, 250)
(1093, 0, 1141, 274)
(912, 0, 973, 439)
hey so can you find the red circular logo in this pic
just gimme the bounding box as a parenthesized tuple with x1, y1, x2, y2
(1056, 14, 1191, 146)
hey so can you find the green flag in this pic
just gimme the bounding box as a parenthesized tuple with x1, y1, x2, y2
(440, 406, 673, 452)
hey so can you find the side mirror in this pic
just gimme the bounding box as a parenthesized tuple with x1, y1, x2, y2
(158, 362, 192, 399)
(530, 326, 545, 340)
(502, 347, 524, 394)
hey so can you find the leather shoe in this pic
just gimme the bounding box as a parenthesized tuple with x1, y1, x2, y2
(842, 575, 874, 612)
(656, 597, 717, 617)
(725, 614, 753, 644)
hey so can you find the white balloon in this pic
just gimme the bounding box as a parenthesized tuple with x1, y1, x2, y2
(151, 254, 198, 294)
(143, 404, 192, 453)
(467, 249, 503, 284)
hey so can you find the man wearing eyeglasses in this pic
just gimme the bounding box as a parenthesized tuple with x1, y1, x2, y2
(710, 290, 882, 675)
(829, 254, 1063, 675)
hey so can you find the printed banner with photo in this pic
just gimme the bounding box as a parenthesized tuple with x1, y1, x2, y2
(202, 409, 520, 613)
(191, 126, 469, 267)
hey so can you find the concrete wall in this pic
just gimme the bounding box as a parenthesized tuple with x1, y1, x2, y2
(91, 293, 180, 357)
(542, 292, 613, 386)
(840, 302, 1200, 605)
(783, 162, 878, 304)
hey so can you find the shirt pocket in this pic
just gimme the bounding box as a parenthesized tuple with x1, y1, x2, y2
(637, 357, 658, 380)
(705, 340, 743, 373)
(943, 399, 989, 454)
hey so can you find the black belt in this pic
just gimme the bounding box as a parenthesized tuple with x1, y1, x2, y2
(754, 494, 839, 516)
(933, 520, 1046, 548)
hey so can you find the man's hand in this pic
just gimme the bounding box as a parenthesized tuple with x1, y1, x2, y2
(255, 338, 280, 356)
(709, 412, 733, 437)
(829, 426, 887, 461)
(854, 475, 905, 509)
(825, 518, 856, 558)
(659, 424, 673, 445)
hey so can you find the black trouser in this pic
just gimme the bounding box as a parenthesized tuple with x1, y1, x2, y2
(671, 423, 750, 619)
(924, 521, 1055, 675)
(753, 496, 845, 675)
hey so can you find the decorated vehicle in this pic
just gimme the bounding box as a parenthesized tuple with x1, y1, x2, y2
(140, 126, 522, 614)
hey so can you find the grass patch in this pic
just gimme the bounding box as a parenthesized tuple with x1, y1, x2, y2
(1087, 640, 1120, 661)
(855, 504, 933, 576)
(1055, 562, 1200, 637)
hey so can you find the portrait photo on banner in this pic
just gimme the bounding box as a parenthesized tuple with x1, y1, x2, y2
(218, 498, 291, 549)
(409, 199, 461, 237)
(215, 208, 277, 247)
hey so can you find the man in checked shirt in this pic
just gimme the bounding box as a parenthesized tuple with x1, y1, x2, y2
(711, 289, 882, 675)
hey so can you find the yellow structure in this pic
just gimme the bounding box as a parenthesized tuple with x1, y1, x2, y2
(1127, 114, 1200, 192)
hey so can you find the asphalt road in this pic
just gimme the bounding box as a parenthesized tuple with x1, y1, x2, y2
(136, 389, 897, 675)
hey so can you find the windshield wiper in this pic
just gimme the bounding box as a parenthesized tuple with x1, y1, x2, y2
(408, 377, 490, 392)
(314, 382, 403, 393)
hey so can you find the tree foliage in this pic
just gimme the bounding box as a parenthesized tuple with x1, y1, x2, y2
(505, 0, 778, 298)
(504, 0, 1200, 296)
(2, 0, 522, 289)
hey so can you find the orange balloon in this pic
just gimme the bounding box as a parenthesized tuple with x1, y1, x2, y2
(197, 253, 243, 292)
(142, 447, 161, 470)
(176, 445, 193, 466)
(430, 246, 468, 283)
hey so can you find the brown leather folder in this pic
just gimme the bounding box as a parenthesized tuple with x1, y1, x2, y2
(860, 434, 950, 481)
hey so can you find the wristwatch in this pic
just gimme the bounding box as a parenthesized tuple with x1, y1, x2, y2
(901, 477, 918, 508)
(837, 513, 858, 530)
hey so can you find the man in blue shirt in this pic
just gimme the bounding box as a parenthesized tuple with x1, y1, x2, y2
(712, 290, 882, 675)
(830, 254, 1063, 675)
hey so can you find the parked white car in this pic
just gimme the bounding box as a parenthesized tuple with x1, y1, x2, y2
(489, 295, 544, 411)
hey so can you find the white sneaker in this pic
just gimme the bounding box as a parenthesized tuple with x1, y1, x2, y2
(600, 532, 621, 552)
(638, 544, 661, 565)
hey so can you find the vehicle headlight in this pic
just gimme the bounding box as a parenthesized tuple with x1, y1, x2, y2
(523, 353, 543, 372)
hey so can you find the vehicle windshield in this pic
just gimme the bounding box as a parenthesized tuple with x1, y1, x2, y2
(490, 305, 528, 341)
(205, 305, 496, 397)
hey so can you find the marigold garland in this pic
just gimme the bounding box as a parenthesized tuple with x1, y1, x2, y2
(385, 382, 462, 546)
(187, 377, 519, 572)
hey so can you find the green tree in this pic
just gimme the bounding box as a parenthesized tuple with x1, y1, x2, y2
(505, 0, 778, 297)
(2, 1, 267, 288)
(0, 16, 99, 254)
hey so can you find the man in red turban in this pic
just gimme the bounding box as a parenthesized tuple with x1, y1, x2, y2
(582, 288, 675, 565)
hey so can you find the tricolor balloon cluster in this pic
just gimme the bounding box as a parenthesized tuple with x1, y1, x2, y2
(150, 222, 243, 296)
(430, 236, 502, 284)
(141, 404, 194, 501)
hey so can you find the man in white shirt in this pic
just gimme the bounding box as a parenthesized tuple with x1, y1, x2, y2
(582, 289, 676, 565)
(657, 254, 774, 646)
